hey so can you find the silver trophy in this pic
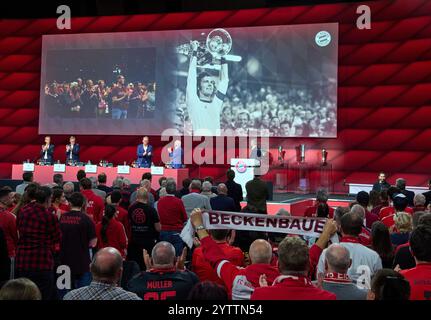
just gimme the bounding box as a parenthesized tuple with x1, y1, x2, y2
(176, 28, 240, 67)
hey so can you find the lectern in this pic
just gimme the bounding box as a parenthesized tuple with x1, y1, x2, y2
(230, 158, 260, 197)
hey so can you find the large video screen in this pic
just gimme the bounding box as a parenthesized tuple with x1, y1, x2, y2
(39, 23, 338, 137)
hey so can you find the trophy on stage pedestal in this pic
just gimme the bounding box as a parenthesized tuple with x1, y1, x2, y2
(321, 148, 328, 166)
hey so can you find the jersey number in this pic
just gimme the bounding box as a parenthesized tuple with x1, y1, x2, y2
(143, 291, 176, 300)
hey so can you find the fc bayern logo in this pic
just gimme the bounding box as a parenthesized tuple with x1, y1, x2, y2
(315, 31, 331, 47)
(235, 161, 247, 173)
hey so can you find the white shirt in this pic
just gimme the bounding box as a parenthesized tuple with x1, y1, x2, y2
(187, 95, 223, 136)
(317, 240, 382, 289)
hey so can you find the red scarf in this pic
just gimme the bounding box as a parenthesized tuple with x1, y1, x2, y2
(272, 275, 312, 286)
(323, 272, 351, 283)
(340, 236, 360, 244)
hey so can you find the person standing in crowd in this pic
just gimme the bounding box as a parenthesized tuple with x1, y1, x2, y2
(63, 181, 75, 201)
(396, 178, 415, 207)
(370, 190, 389, 217)
(0, 278, 42, 300)
(127, 188, 160, 270)
(107, 190, 130, 239)
(321, 244, 367, 300)
(210, 183, 236, 212)
(89, 177, 106, 200)
(201, 181, 217, 199)
(175, 178, 191, 199)
(40, 136, 55, 165)
(422, 179, 431, 207)
(225, 169, 243, 212)
(155, 176, 167, 201)
(391, 212, 412, 246)
(156, 180, 187, 256)
(304, 189, 334, 218)
(181, 179, 212, 217)
(371, 222, 394, 268)
(59, 192, 97, 293)
(381, 193, 410, 230)
(137, 136, 153, 168)
(97, 173, 112, 194)
(317, 212, 382, 288)
(379, 191, 413, 220)
(412, 193, 427, 212)
(192, 229, 244, 286)
(130, 179, 154, 206)
(49, 187, 69, 218)
(64, 247, 141, 300)
(0, 228, 10, 286)
(15, 172, 33, 195)
(15, 186, 60, 300)
(372, 172, 391, 192)
(65, 135, 80, 164)
(53, 174, 64, 187)
(96, 204, 128, 258)
(400, 224, 431, 300)
(251, 237, 336, 300)
(245, 173, 268, 213)
(127, 242, 198, 300)
(141, 172, 157, 199)
(111, 75, 130, 120)
(393, 211, 429, 270)
(367, 269, 410, 300)
(0, 189, 18, 267)
(80, 177, 104, 224)
(168, 140, 183, 169)
(355, 191, 379, 229)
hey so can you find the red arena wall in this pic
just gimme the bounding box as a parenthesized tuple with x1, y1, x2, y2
(1, 0, 431, 192)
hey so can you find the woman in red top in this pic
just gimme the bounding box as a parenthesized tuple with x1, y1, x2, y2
(95, 204, 128, 258)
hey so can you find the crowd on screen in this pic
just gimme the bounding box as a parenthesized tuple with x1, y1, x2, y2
(0, 169, 430, 301)
(44, 75, 156, 120)
(175, 83, 337, 137)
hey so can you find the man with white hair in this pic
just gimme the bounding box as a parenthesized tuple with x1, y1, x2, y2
(127, 241, 198, 300)
(181, 179, 211, 217)
(130, 179, 154, 207)
(413, 193, 426, 212)
(321, 244, 367, 300)
(63, 181, 75, 201)
(167, 140, 183, 169)
(89, 176, 106, 200)
(201, 181, 216, 199)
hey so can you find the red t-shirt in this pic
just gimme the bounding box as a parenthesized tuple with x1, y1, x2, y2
(251, 275, 336, 300)
(304, 205, 334, 218)
(400, 263, 431, 300)
(95, 219, 128, 258)
(115, 205, 130, 239)
(81, 189, 105, 224)
(192, 242, 244, 286)
(156, 195, 187, 231)
(379, 206, 413, 220)
(359, 226, 372, 247)
(0, 208, 18, 257)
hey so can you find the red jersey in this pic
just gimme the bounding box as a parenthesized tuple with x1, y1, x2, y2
(251, 275, 336, 300)
(192, 241, 244, 286)
(95, 219, 128, 258)
(400, 263, 431, 300)
(0, 207, 18, 257)
(156, 195, 188, 231)
(304, 205, 334, 218)
(81, 189, 105, 223)
(379, 206, 413, 220)
(115, 205, 130, 239)
(359, 226, 372, 247)
(200, 236, 279, 300)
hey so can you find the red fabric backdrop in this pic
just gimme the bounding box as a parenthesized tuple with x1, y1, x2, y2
(1, 0, 431, 192)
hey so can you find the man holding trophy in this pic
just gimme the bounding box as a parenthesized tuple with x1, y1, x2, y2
(185, 31, 230, 136)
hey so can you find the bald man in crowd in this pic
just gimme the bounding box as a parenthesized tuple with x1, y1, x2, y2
(64, 247, 140, 300)
(210, 183, 236, 212)
(127, 241, 199, 300)
(321, 244, 367, 300)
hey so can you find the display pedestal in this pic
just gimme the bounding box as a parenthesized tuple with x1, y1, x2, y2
(289, 162, 310, 194)
(318, 163, 333, 193)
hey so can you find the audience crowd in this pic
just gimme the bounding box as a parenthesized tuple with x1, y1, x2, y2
(0, 170, 430, 301)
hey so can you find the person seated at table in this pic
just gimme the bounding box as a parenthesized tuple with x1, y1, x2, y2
(40, 136, 54, 165)
(66, 136, 80, 164)
(136, 136, 152, 168)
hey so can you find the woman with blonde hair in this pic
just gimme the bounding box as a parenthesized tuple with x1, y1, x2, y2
(390, 212, 412, 246)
